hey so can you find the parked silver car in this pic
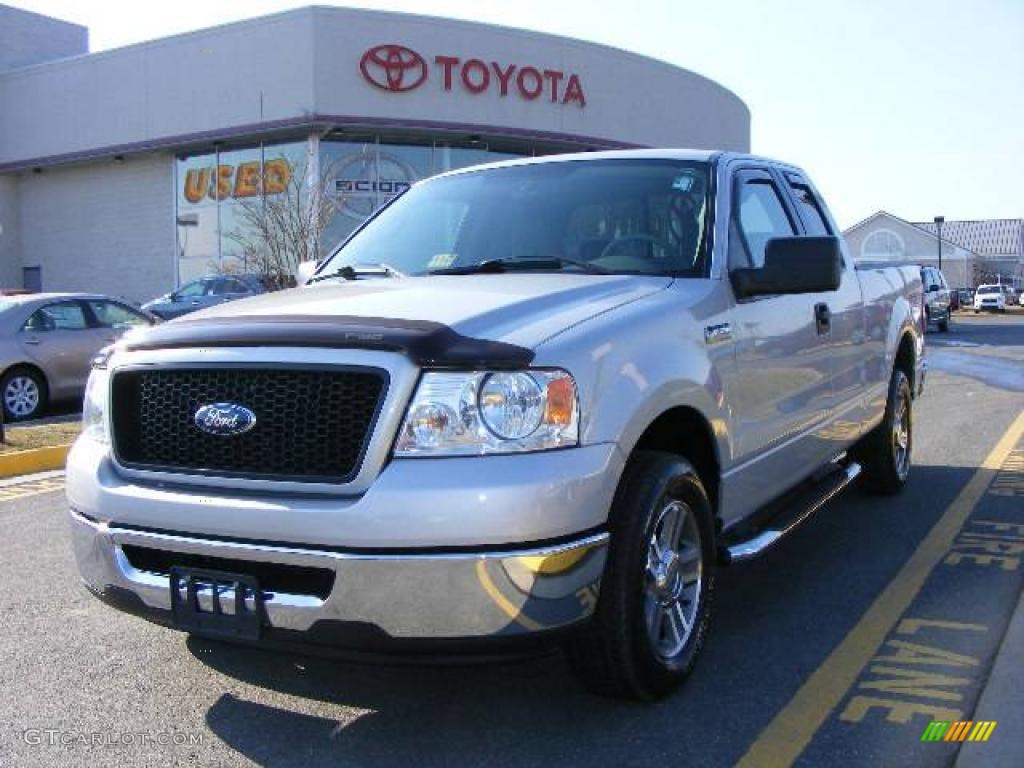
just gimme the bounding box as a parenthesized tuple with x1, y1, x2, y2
(0, 293, 155, 421)
(142, 275, 266, 320)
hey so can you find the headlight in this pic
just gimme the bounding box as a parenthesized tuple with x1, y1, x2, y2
(394, 369, 578, 456)
(81, 366, 111, 445)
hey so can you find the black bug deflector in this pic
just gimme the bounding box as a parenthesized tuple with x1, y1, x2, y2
(122, 315, 535, 369)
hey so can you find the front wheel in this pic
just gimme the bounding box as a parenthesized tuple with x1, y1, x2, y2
(937, 309, 950, 332)
(855, 368, 912, 495)
(564, 451, 715, 700)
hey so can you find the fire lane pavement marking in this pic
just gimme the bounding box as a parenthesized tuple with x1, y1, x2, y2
(0, 476, 66, 503)
(736, 410, 1024, 768)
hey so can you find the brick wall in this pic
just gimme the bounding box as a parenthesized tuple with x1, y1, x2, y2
(0, 175, 21, 288)
(17, 154, 175, 303)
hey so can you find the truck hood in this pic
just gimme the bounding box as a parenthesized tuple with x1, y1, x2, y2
(168, 273, 673, 351)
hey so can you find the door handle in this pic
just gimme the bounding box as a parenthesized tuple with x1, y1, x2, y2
(814, 303, 831, 335)
(23, 337, 41, 345)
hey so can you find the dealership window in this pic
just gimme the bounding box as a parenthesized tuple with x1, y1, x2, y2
(175, 134, 524, 288)
(319, 138, 520, 252)
(175, 141, 306, 284)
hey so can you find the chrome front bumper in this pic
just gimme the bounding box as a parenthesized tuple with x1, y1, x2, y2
(69, 508, 609, 646)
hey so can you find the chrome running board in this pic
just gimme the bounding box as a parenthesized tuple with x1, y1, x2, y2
(723, 461, 862, 564)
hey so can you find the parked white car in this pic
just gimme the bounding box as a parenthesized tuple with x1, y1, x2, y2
(973, 284, 1008, 313)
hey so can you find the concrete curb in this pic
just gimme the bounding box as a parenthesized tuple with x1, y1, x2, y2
(954, 588, 1024, 767)
(0, 444, 73, 479)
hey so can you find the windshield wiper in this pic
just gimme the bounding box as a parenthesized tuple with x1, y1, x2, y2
(309, 263, 406, 283)
(429, 257, 609, 275)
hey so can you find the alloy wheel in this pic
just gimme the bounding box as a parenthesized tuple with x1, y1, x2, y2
(644, 499, 703, 661)
(4, 375, 40, 418)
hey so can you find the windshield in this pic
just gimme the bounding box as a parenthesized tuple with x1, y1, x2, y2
(319, 159, 711, 278)
(977, 286, 1001, 295)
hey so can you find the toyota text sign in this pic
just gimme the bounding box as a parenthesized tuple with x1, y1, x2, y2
(360, 44, 587, 107)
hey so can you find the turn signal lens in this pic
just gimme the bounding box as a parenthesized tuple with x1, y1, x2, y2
(544, 376, 576, 427)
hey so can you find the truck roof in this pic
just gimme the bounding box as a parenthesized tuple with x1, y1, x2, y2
(432, 148, 799, 181)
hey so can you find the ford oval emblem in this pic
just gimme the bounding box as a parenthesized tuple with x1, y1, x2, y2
(194, 403, 256, 436)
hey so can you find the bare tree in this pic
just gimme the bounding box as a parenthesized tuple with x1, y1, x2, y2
(225, 154, 339, 290)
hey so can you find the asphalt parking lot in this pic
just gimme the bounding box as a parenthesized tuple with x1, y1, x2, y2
(1, 313, 1021, 768)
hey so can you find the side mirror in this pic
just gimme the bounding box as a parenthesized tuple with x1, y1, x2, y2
(928, 284, 940, 293)
(296, 260, 320, 286)
(731, 236, 842, 299)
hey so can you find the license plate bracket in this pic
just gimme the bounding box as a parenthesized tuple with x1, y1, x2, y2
(169, 567, 263, 641)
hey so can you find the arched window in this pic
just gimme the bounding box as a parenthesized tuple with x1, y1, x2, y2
(862, 229, 905, 261)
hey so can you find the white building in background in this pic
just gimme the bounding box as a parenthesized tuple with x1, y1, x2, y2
(0, 4, 750, 302)
(843, 211, 1024, 290)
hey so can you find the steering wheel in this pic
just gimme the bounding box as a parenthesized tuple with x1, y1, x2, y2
(598, 234, 673, 263)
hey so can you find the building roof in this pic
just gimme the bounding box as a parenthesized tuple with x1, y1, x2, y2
(911, 218, 1023, 258)
(0, 5, 750, 172)
(843, 210, 974, 255)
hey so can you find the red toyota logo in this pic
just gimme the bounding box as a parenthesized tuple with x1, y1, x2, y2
(360, 44, 428, 92)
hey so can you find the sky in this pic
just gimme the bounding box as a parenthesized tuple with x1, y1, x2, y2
(8, 0, 1023, 229)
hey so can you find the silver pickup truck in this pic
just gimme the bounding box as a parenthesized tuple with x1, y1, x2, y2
(67, 150, 925, 700)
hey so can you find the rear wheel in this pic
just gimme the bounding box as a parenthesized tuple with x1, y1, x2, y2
(2, 367, 47, 422)
(564, 451, 715, 700)
(856, 368, 912, 495)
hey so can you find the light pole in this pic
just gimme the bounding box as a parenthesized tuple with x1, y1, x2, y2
(934, 215, 944, 272)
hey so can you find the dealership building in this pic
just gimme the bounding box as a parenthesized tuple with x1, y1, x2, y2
(0, 4, 749, 302)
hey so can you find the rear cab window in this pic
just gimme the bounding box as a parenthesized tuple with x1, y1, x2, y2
(784, 173, 832, 236)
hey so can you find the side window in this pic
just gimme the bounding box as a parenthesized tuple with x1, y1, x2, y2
(788, 181, 831, 236)
(23, 302, 88, 331)
(87, 300, 149, 329)
(730, 177, 795, 269)
(210, 278, 247, 296)
(23, 310, 55, 333)
(176, 280, 208, 298)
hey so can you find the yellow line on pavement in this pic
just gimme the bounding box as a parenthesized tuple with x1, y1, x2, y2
(0, 477, 65, 503)
(736, 410, 1024, 768)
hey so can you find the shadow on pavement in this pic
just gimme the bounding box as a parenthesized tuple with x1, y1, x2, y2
(187, 463, 980, 768)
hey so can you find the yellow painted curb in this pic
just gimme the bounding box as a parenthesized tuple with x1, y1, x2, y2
(0, 443, 73, 478)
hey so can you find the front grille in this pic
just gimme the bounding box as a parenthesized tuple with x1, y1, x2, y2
(111, 366, 387, 483)
(122, 545, 335, 599)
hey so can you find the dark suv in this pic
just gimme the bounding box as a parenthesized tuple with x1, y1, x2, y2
(921, 266, 951, 332)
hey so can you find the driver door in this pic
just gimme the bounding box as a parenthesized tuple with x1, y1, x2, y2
(722, 169, 836, 514)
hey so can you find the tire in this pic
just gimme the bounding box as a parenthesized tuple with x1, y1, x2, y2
(564, 451, 716, 700)
(1, 367, 48, 422)
(855, 368, 912, 495)
(937, 310, 950, 333)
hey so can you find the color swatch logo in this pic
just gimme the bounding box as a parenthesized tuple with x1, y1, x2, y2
(921, 721, 997, 742)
